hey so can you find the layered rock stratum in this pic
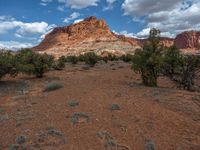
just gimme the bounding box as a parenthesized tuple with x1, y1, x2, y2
(33, 16, 200, 57)
(174, 31, 200, 53)
(33, 16, 140, 57)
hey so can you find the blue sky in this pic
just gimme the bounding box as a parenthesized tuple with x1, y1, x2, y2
(0, 0, 199, 50)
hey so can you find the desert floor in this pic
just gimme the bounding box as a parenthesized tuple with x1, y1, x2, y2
(0, 61, 200, 150)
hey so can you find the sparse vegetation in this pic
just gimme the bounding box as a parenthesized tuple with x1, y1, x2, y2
(47, 128, 64, 136)
(66, 55, 78, 64)
(97, 131, 130, 150)
(110, 104, 120, 111)
(120, 54, 134, 62)
(145, 140, 155, 150)
(53, 56, 66, 70)
(71, 112, 90, 125)
(44, 82, 63, 92)
(15, 135, 26, 144)
(68, 101, 79, 107)
(107, 53, 119, 61)
(82, 52, 99, 67)
(8, 144, 20, 150)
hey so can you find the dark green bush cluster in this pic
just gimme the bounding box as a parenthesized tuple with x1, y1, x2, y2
(102, 53, 119, 62)
(119, 54, 134, 62)
(0, 51, 17, 79)
(0, 49, 67, 80)
(163, 47, 200, 91)
(131, 28, 200, 91)
(132, 28, 164, 87)
(81, 52, 99, 67)
(63, 52, 133, 66)
(15, 49, 54, 78)
(66, 52, 100, 67)
(66, 55, 79, 64)
(53, 56, 66, 70)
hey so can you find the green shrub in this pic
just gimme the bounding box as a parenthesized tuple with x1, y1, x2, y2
(132, 28, 164, 87)
(15, 135, 26, 144)
(163, 47, 200, 91)
(83, 52, 99, 67)
(120, 54, 134, 62)
(78, 54, 86, 62)
(8, 144, 20, 150)
(66, 55, 78, 64)
(15, 49, 54, 78)
(163, 45, 181, 78)
(43, 82, 63, 92)
(145, 140, 155, 150)
(71, 112, 90, 125)
(107, 53, 118, 61)
(110, 104, 120, 111)
(68, 101, 79, 107)
(178, 55, 200, 91)
(53, 56, 66, 70)
(0, 51, 17, 80)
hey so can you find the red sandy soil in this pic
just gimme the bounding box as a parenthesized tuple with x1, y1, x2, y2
(0, 61, 200, 150)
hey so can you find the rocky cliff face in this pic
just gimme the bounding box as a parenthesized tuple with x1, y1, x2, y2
(33, 16, 200, 57)
(175, 31, 200, 50)
(33, 16, 140, 57)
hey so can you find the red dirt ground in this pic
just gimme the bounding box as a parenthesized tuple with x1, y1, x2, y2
(0, 61, 200, 150)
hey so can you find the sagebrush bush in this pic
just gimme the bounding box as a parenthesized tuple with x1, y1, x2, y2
(44, 82, 63, 92)
(71, 112, 90, 125)
(15, 135, 26, 144)
(110, 104, 120, 111)
(68, 101, 79, 107)
(145, 140, 155, 150)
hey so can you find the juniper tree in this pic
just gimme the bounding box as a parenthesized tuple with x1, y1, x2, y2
(132, 28, 164, 87)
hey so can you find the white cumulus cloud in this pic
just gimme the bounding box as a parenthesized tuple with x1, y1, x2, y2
(0, 16, 56, 50)
(122, 0, 200, 37)
(103, 0, 117, 11)
(73, 18, 83, 24)
(63, 12, 80, 23)
(0, 41, 33, 51)
(0, 16, 56, 36)
(58, 0, 99, 9)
